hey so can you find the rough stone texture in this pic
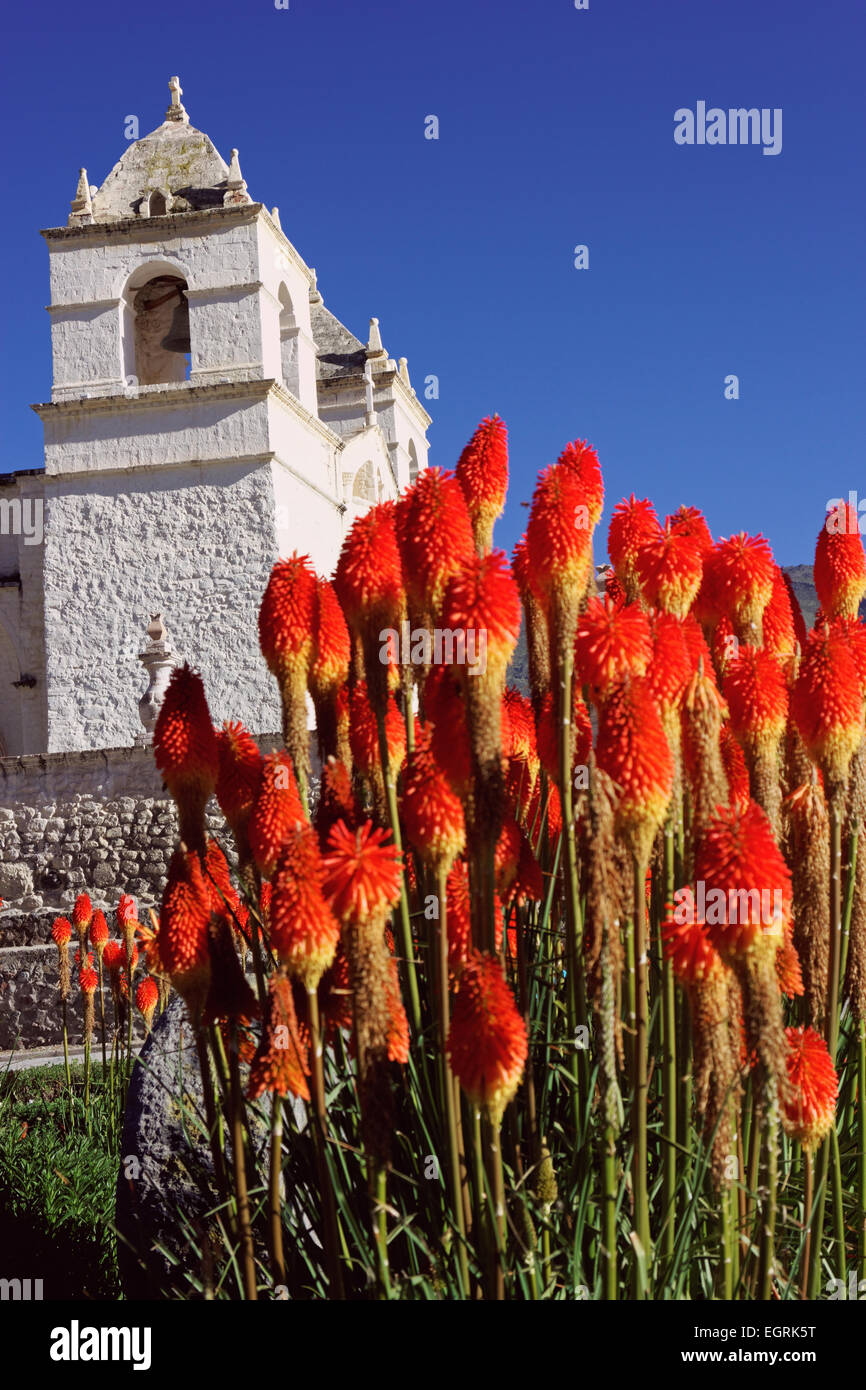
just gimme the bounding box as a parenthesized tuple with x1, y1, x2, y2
(40, 459, 282, 752)
(0, 943, 145, 1052)
(116, 994, 301, 1299)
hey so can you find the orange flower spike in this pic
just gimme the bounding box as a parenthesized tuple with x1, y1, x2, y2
(607, 495, 662, 602)
(402, 736, 466, 877)
(247, 750, 306, 879)
(831, 616, 866, 698)
(662, 910, 723, 987)
(349, 680, 406, 780)
(694, 799, 792, 960)
(135, 976, 159, 1029)
(215, 719, 263, 855)
(666, 504, 714, 557)
(396, 468, 475, 622)
(158, 847, 212, 1015)
(526, 462, 595, 604)
(334, 502, 404, 637)
(51, 916, 72, 947)
(447, 951, 528, 1125)
(89, 910, 109, 961)
(153, 663, 220, 851)
(247, 973, 311, 1103)
(440, 550, 522, 686)
(321, 818, 403, 928)
(791, 624, 864, 794)
(595, 677, 674, 861)
(558, 439, 604, 528)
(636, 522, 704, 618)
(72, 893, 93, 937)
(258, 553, 317, 687)
(574, 596, 653, 700)
(815, 500, 866, 621)
(703, 533, 776, 642)
(455, 414, 509, 553)
(258, 554, 318, 785)
(445, 861, 473, 976)
(762, 565, 798, 665)
(782, 1025, 838, 1150)
(309, 577, 350, 698)
(270, 826, 340, 990)
(79, 964, 98, 995)
(724, 645, 789, 753)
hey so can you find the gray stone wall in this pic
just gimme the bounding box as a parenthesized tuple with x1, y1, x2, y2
(0, 740, 280, 1053)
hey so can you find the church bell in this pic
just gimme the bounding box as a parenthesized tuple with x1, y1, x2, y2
(160, 287, 191, 354)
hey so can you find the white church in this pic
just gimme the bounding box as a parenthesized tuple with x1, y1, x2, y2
(0, 77, 431, 759)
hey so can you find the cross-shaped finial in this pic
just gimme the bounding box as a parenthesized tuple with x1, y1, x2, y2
(165, 75, 188, 124)
(169, 76, 182, 108)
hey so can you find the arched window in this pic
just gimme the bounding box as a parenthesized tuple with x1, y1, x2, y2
(278, 284, 300, 397)
(408, 439, 419, 485)
(123, 272, 191, 386)
(148, 191, 167, 217)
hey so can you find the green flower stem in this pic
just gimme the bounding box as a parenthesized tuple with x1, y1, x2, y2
(376, 706, 421, 1036)
(662, 819, 677, 1267)
(307, 986, 346, 1299)
(437, 869, 470, 1294)
(632, 853, 651, 1294)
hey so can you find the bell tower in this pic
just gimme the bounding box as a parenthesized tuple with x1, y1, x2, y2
(25, 76, 430, 755)
(32, 78, 338, 752)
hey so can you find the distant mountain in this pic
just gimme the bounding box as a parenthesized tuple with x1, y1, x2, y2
(505, 564, 819, 696)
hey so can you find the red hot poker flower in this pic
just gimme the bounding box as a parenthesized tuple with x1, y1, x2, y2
(782, 1025, 838, 1150)
(247, 751, 306, 880)
(321, 819, 403, 927)
(558, 440, 604, 528)
(575, 596, 653, 699)
(814, 500, 866, 621)
(270, 825, 341, 990)
(51, 916, 72, 947)
(791, 624, 864, 793)
(153, 664, 219, 851)
(694, 799, 792, 960)
(635, 523, 704, 619)
(215, 720, 263, 855)
(703, 533, 776, 640)
(72, 894, 93, 935)
(402, 736, 466, 877)
(440, 550, 521, 685)
(607, 495, 661, 601)
(455, 414, 509, 554)
(447, 951, 528, 1126)
(396, 468, 475, 622)
(595, 677, 674, 862)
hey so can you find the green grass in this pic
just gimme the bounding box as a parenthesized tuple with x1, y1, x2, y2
(0, 1063, 121, 1299)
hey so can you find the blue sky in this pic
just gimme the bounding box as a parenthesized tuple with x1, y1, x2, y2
(1, 0, 863, 566)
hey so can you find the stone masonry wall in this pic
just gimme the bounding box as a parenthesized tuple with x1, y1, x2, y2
(0, 739, 280, 1051)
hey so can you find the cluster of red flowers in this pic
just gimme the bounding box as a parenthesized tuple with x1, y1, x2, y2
(139, 413, 856, 1169)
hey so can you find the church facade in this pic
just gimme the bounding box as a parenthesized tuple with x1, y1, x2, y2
(0, 77, 431, 757)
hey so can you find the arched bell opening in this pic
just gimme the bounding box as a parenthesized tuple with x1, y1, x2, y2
(120, 265, 191, 387)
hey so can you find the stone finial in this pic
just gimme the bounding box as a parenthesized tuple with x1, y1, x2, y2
(135, 613, 177, 746)
(271, 206, 282, 228)
(309, 268, 323, 306)
(224, 148, 252, 206)
(68, 168, 94, 226)
(366, 316, 387, 363)
(166, 75, 189, 124)
(398, 357, 411, 388)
